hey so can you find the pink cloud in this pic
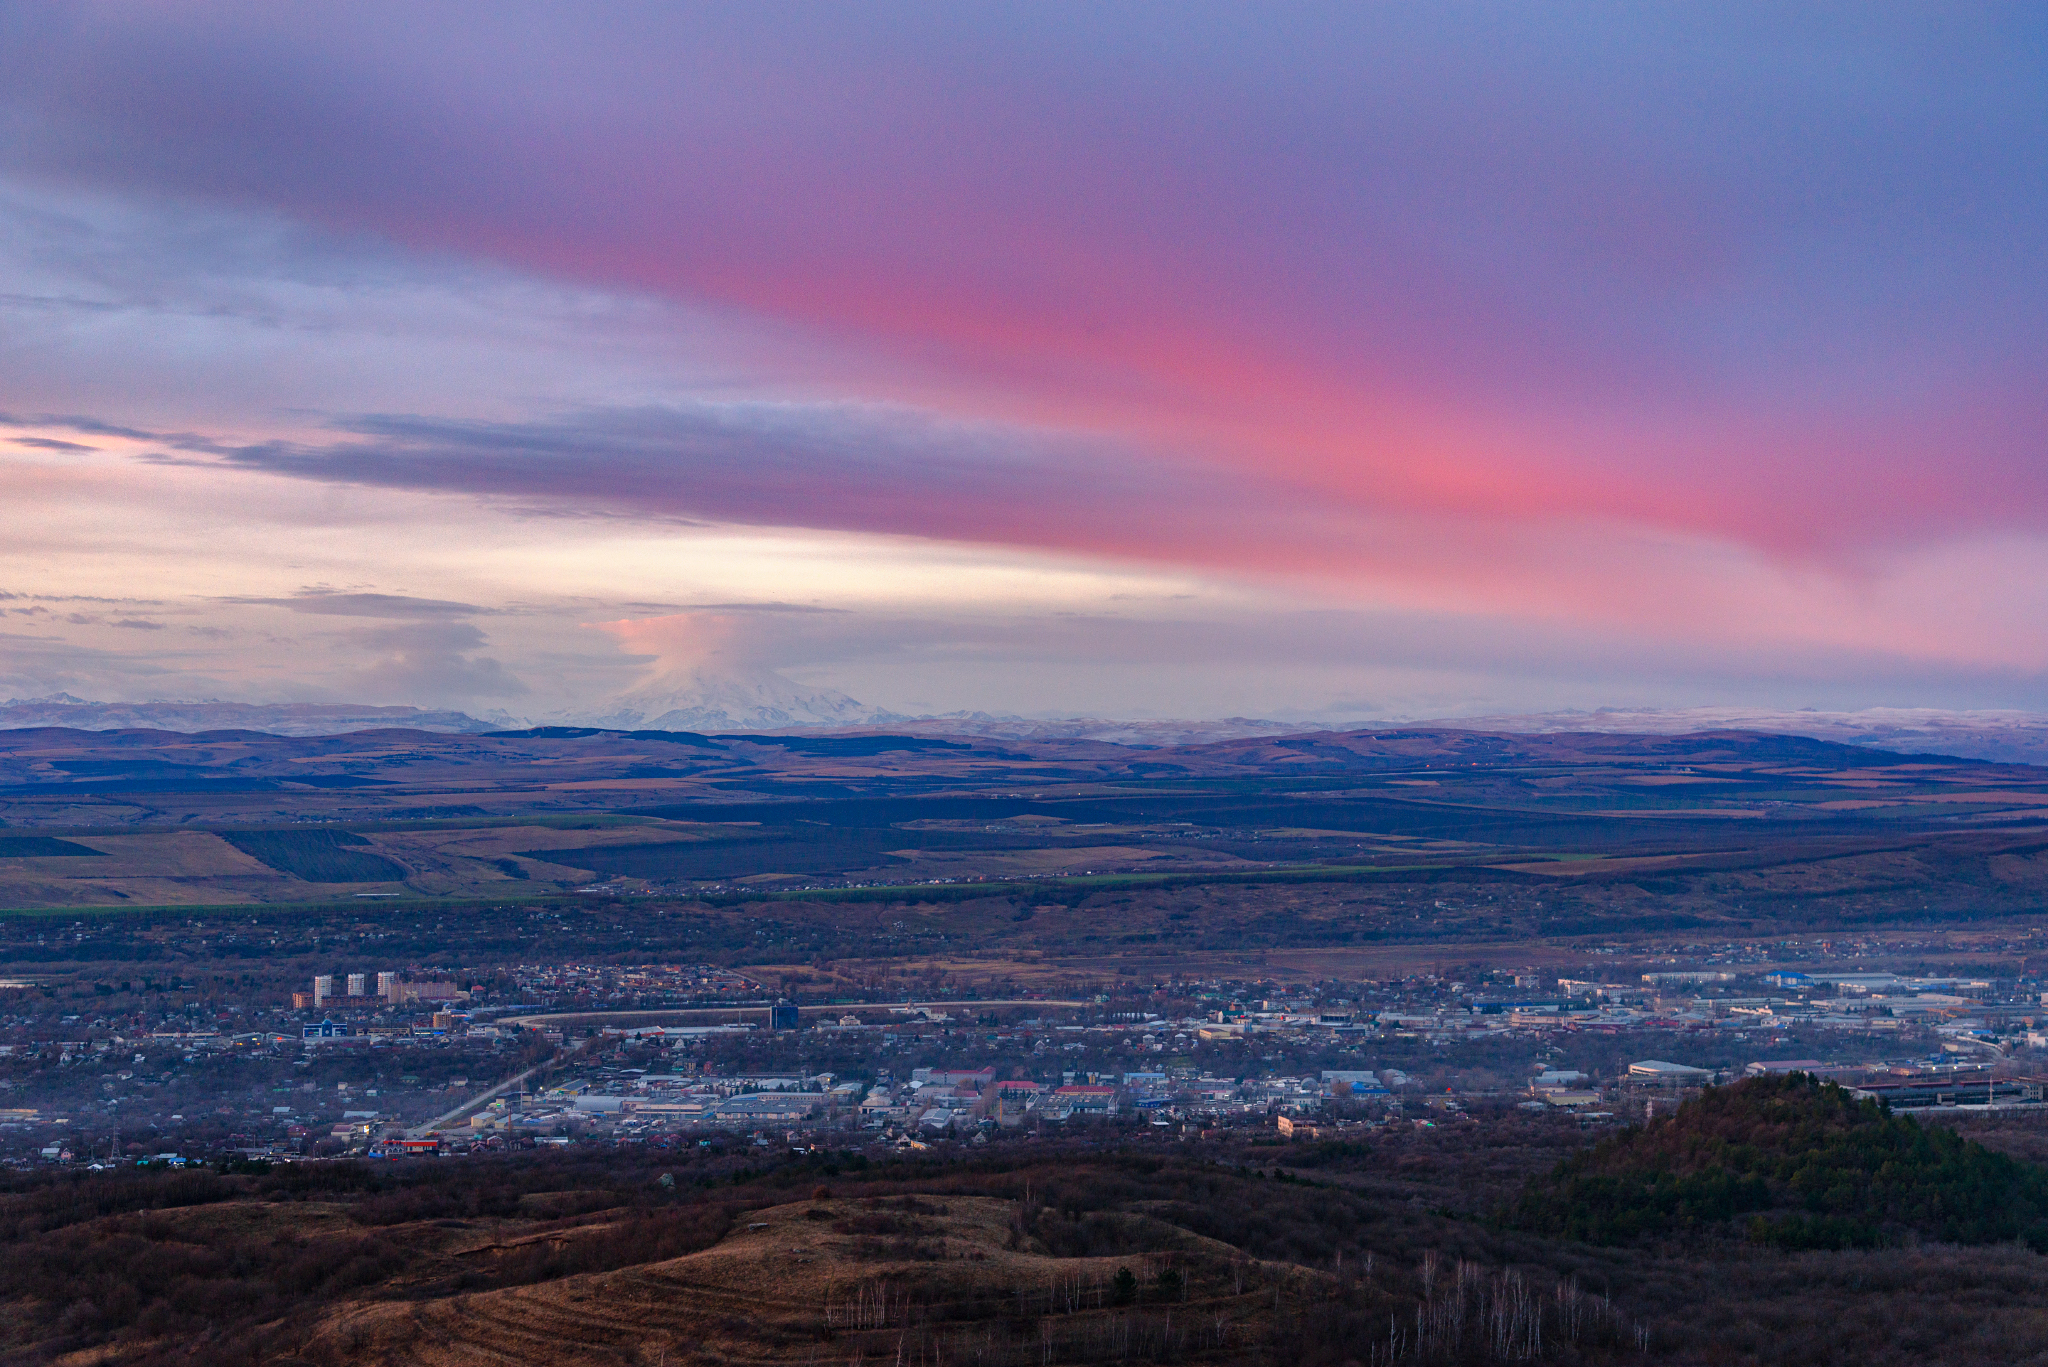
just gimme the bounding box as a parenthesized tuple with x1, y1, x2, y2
(6, 4, 2047, 629)
(590, 612, 761, 674)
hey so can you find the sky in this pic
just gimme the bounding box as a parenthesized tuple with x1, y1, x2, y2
(2, 3, 2046, 722)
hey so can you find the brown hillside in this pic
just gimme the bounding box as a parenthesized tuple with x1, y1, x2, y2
(307, 1193, 1300, 1366)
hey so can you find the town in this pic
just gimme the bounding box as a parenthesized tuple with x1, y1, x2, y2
(8, 946, 2047, 1167)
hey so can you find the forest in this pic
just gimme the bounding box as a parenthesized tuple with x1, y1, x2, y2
(1510, 1074, 2048, 1250)
(11, 1112, 2048, 1365)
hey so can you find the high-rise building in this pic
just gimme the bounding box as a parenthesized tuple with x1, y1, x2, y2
(378, 971, 398, 1002)
(346, 973, 366, 997)
(312, 975, 333, 1007)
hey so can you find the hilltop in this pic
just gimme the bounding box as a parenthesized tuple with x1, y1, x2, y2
(1511, 1074, 2048, 1249)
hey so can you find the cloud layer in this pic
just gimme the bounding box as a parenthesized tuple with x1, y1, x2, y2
(2, 5, 2047, 716)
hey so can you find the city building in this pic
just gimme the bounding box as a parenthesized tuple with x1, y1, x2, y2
(716, 1093, 822, 1124)
(1322, 1069, 1390, 1097)
(915, 1067, 997, 1088)
(381, 1137, 440, 1156)
(393, 980, 468, 1005)
(1743, 1059, 1825, 1077)
(992, 1080, 1043, 1125)
(1052, 1084, 1118, 1115)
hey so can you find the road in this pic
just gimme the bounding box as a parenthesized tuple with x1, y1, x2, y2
(496, 998, 1090, 1029)
(407, 1053, 560, 1138)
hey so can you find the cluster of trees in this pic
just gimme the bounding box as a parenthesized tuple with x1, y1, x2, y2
(1510, 1074, 2048, 1249)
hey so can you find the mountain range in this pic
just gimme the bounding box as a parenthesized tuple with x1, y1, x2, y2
(1415, 706, 2048, 766)
(8, 685, 2048, 766)
(0, 694, 507, 736)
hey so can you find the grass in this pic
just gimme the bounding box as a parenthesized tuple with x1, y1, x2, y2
(697, 859, 1521, 906)
(0, 891, 560, 920)
(217, 829, 409, 883)
(0, 836, 105, 858)
(0, 857, 1499, 917)
(517, 827, 1073, 880)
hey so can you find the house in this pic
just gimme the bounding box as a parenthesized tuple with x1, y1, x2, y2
(381, 1137, 441, 1156)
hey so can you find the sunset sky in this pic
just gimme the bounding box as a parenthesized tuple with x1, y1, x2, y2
(3, 4, 2045, 721)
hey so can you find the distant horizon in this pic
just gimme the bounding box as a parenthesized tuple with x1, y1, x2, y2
(17, 687, 2048, 725)
(9, 691, 2048, 766)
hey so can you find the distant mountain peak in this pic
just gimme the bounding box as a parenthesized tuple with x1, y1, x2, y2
(833, 714, 1361, 745)
(569, 666, 899, 733)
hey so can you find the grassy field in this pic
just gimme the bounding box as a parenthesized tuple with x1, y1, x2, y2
(2, 727, 2047, 928)
(0, 836, 103, 858)
(216, 829, 410, 883)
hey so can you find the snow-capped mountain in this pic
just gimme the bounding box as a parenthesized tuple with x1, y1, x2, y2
(0, 695, 505, 735)
(851, 714, 1365, 745)
(572, 667, 897, 733)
